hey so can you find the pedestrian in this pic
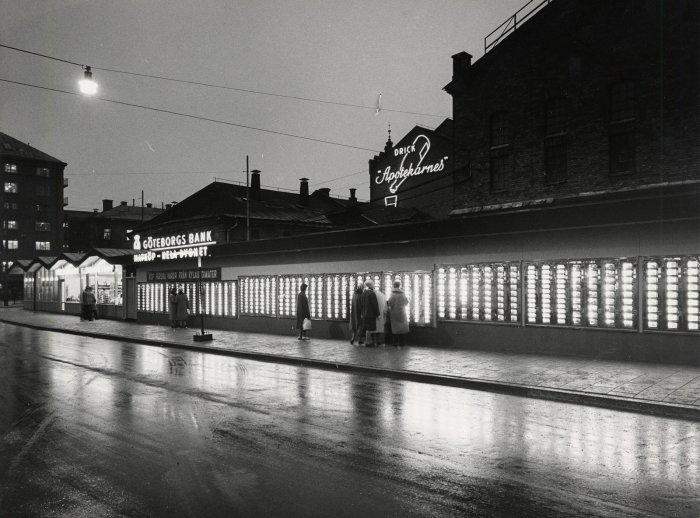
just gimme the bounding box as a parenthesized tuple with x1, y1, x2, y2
(387, 280, 410, 347)
(82, 286, 97, 321)
(349, 284, 364, 345)
(296, 283, 311, 340)
(360, 279, 380, 346)
(168, 288, 178, 328)
(374, 285, 388, 346)
(174, 289, 190, 328)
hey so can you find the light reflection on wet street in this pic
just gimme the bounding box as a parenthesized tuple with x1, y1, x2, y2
(1, 324, 698, 517)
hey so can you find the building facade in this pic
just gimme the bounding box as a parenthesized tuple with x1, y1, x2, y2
(444, 0, 700, 213)
(1, 132, 66, 298)
(64, 199, 165, 252)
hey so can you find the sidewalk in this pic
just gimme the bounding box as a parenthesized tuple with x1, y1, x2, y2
(1, 306, 699, 421)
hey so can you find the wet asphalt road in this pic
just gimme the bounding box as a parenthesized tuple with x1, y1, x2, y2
(0, 324, 698, 517)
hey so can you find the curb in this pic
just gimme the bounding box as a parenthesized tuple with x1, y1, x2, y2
(2, 317, 699, 422)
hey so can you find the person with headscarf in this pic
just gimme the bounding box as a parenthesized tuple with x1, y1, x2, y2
(387, 280, 410, 347)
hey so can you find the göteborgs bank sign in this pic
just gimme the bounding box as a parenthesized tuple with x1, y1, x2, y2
(132, 230, 216, 262)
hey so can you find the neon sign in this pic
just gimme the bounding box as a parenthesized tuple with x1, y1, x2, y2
(133, 230, 216, 262)
(374, 134, 448, 194)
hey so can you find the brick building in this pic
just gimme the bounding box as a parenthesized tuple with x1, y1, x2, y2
(443, 0, 699, 212)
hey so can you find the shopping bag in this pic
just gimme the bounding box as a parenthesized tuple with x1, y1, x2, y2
(302, 318, 312, 331)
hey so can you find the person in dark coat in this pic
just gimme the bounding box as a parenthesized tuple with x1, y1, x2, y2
(174, 289, 190, 328)
(387, 280, 410, 347)
(168, 288, 178, 328)
(360, 280, 380, 346)
(81, 286, 97, 321)
(349, 284, 364, 345)
(296, 283, 311, 340)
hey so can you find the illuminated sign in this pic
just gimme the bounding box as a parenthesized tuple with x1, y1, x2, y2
(146, 268, 221, 282)
(133, 230, 216, 262)
(374, 134, 448, 194)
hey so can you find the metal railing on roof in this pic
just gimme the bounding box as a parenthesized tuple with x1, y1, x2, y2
(485, 0, 553, 54)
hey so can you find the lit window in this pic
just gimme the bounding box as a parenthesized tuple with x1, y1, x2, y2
(35, 241, 51, 251)
(36, 167, 50, 177)
(3, 202, 17, 210)
(3, 220, 17, 230)
(4, 163, 17, 173)
(4, 182, 18, 193)
(36, 222, 50, 231)
(103, 228, 112, 240)
(4, 240, 19, 249)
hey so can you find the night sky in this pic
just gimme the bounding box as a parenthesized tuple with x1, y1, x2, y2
(1, 0, 523, 211)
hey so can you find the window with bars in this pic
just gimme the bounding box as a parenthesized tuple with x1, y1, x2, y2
(524, 259, 637, 329)
(437, 263, 519, 324)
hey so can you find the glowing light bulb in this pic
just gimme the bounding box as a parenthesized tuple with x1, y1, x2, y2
(79, 66, 98, 95)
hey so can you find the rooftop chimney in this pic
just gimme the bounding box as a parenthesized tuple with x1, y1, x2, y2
(146, 202, 153, 208)
(314, 187, 330, 198)
(250, 169, 261, 201)
(120, 201, 128, 206)
(299, 178, 309, 207)
(165, 203, 172, 210)
(349, 188, 357, 202)
(452, 51, 472, 81)
(102, 199, 113, 212)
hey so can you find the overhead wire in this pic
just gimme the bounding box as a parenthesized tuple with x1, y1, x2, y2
(0, 78, 380, 153)
(0, 43, 450, 118)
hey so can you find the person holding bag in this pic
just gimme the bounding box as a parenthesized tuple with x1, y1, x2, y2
(296, 283, 311, 340)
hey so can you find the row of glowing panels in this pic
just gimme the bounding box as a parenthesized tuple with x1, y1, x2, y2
(136, 259, 699, 331)
(239, 273, 433, 326)
(439, 258, 698, 331)
(137, 282, 237, 317)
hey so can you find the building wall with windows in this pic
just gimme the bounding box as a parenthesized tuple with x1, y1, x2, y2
(444, 0, 700, 212)
(0, 132, 66, 295)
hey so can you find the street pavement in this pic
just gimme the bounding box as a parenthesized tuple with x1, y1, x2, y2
(1, 305, 699, 420)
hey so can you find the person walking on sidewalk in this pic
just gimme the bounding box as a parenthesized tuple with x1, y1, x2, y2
(174, 289, 190, 328)
(360, 280, 380, 346)
(81, 286, 96, 321)
(349, 284, 364, 345)
(168, 288, 178, 328)
(296, 283, 311, 340)
(387, 280, 409, 347)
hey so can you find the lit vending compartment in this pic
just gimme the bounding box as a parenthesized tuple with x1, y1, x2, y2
(436, 263, 519, 324)
(239, 276, 276, 317)
(644, 256, 700, 332)
(324, 274, 350, 320)
(525, 259, 636, 329)
(687, 259, 699, 331)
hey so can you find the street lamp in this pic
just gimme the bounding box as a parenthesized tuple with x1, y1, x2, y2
(78, 66, 98, 96)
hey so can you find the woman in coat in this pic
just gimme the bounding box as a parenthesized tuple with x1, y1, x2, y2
(349, 284, 364, 345)
(387, 280, 409, 346)
(174, 289, 190, 328)
(296, 283, 311, 340)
